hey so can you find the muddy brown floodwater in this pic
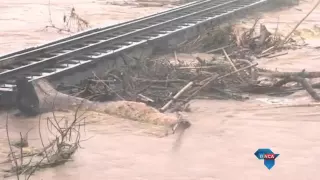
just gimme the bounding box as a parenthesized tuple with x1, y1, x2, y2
(1, 98, 320, 180)
(1, 0, 320, 179)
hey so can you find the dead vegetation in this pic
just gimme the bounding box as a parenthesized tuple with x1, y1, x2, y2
(0, 78, 191, 179)
(1, 75, 193, 177)
(43, 0, 89, 33)
(53, 0, 320, 113)
(1, 102, 86, 179)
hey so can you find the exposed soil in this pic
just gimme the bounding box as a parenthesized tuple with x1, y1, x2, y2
(1, 0, 320, 179)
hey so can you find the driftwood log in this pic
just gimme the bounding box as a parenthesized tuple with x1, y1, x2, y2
(259, 70, 320, 101)
(259, 70, 320, 79)
(15, 78, 190, 131)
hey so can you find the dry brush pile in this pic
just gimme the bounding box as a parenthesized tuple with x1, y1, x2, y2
(57, 0, 320, 112)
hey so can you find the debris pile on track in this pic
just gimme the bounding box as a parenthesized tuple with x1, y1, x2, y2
(56, 47, 258, 113)
(57, 15, 320, 112)
(175, 18, 320, 101)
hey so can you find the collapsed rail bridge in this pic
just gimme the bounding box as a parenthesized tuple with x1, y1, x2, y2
(0, 0, 269, 107)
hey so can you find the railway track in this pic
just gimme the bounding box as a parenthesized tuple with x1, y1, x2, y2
(0, 0, 268, 92)
(0, 0, 202, 59)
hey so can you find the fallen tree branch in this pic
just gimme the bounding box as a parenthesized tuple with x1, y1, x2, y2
(5, 113, 20, 180)
(183, 63, 258, 105)
(293, 76, 320, 101)
(262, 0, 320, 54)
(259, 70, 320, 78)
(160, 81, 194, 112)
(222, 48, 243, 80)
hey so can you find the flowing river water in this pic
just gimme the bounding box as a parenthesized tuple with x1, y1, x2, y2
(1, 97, 320, 180)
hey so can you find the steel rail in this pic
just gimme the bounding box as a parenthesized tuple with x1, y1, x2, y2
(0, 0, 235, 74)
(0, 0, 212, 62)
(0, 0, 267, 91)
(0, 0, 203, 59)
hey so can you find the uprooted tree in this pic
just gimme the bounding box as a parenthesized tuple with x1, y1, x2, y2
(2, 76, 193, 179)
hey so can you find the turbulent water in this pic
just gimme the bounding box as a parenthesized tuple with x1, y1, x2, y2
(1, 97, 320, 180)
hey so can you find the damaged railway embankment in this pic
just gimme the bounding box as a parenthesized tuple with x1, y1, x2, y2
(12, 0, 320, 121)
(1, 0, 316, 128)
